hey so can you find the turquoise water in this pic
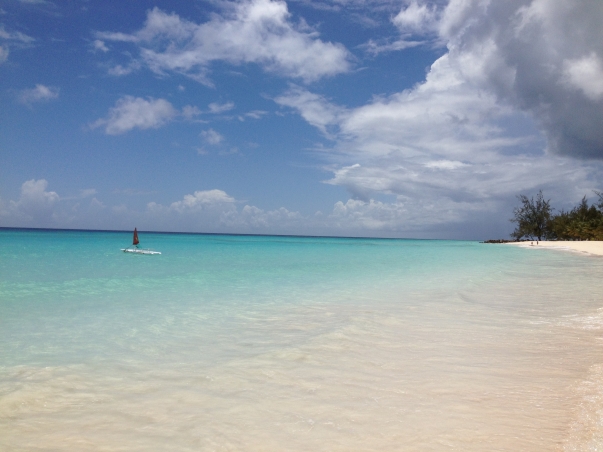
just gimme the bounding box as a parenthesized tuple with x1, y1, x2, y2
(1, 229, 603, 450)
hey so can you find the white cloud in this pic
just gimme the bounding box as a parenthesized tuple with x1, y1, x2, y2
(97, 0, 351, 83)
(92, 39, 109, 53)
(275, 86, 346, 135)
(208, 102, 235, 114)
(201, 129, 224, 145)
(8, 176, 599, 238)
(323, 194, 504, 238)
(147, 189, 305, 232)
(0, 24, 34, 64)
(2, 182, 309, 234)
(238, 205, 303, 228)
(107, 61, 140, 76)
(361, 38, 423, 55)
(277, 36, 603, 234)
(182, 105, 202, 120)
(424, 160, 467, 170)
(94, 31, 138, 43)
(238, 110, 268, 121)
(393, 0, 439, 35)
(91, 96, 177, 135)
(0, 25, 35, 43)
(374, 0, 603, 159)
(563, 53, 603, 101)
(269, 0, 603, 236)
(19, 84, 59, 105)
(1, 179, 59, 225)
(18, 0, 51, 4)
(167, 190, 235, 213)
(435, 0, 603, 159)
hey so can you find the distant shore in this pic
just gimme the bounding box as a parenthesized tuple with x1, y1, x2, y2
(506, 240, 603, 256)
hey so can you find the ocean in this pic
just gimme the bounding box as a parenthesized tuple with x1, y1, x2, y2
(1, 228, 602, 451)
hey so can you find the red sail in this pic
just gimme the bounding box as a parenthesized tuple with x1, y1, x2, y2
(133, 228, 139, 246)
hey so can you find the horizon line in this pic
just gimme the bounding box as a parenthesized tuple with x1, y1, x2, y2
(0, 226, 459, 241)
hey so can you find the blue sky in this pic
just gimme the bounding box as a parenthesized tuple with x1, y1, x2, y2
(1, 0, 603, 239)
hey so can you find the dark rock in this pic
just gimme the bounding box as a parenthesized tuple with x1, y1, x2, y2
(481, 239, 517, 243)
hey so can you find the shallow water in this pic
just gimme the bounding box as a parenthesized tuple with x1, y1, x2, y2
(1, 229, 602, 450)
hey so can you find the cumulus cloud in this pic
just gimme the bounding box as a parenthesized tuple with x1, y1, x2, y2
(393, 0, 439, 35)
(433, 0, 603, 159)
(278, 35, 603, 233)
(270, 0, 603, 236)
(563, 53, 603, 101)
(182, 105, 202, 120)
(1, 179, 59, 225)
(96, 0, 351, 83)
(201, 129, 224, 145)
(145, 189, 307, 233)
(91, 96, 178, 135)
(19, 84, 59, 105)
(2, 181, 311, 234)
(167, 189, 235, 213)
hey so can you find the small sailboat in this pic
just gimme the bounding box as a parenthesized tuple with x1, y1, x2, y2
(121, 228, 161, 255)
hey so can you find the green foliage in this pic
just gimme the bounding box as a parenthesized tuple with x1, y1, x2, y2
(511, 191, 603, 241)
(510, 190, 553, 241)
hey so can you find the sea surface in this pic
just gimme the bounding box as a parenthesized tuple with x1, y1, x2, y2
(1, 228, 602, 451)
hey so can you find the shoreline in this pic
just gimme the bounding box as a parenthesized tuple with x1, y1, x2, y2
(506, 240, 603, 256)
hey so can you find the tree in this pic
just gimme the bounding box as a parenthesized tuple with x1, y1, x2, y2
(550, 195, 603, 240)
(510, 190, 553, 241)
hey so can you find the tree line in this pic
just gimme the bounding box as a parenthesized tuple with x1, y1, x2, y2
(511, 191, 603, 241)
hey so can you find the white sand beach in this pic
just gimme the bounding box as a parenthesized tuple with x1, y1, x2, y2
(508, 240, 603, 256)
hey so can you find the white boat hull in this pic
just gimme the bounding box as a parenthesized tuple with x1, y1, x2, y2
(121, 248, 161, 255)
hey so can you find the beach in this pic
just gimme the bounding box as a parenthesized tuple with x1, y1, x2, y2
(1, 230, 603, 451)
(507, 240, 603, 256)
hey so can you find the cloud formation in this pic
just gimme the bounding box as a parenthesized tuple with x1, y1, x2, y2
(0, 24, 34, 64)
(2, 179, 59, 226)
(166, 189, 235, 213)
(393, 0, 439, 35)
(270, 0, 603, 236)
(19, 84, 59, 105)
(91, 39, 108, 53)
(0, 25, 35, 43)
(208, 102, 235, 114)
(91, 96, 178, 135)
(145, 189, 304, 233)
(201, 129, 224, 145)
(432, 0, 603, 159)
(96, 0, 351, 84)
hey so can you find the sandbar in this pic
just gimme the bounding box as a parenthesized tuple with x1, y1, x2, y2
(507, 240, 603, 256)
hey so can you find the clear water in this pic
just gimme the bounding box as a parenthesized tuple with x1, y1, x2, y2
(1, 229, 602, 451)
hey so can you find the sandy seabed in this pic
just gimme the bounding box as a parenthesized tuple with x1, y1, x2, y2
(3, 233, 603, 451)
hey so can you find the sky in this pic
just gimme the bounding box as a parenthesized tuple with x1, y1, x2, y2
(1, 0, 603, 239)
